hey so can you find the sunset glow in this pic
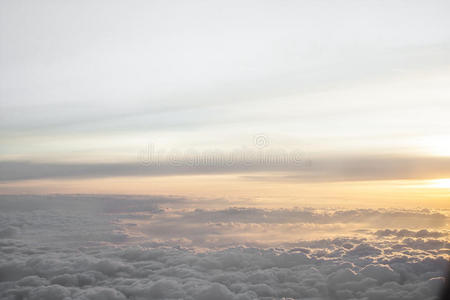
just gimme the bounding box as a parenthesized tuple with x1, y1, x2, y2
(1, 1, 449, 299)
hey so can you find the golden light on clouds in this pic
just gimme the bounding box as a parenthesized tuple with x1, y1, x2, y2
(2, 175, 449, 209)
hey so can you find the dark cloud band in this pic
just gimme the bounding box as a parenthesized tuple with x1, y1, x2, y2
(1, 155, 450, 182)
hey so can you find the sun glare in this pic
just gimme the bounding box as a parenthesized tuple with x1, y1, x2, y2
(425, 178, 450, 189)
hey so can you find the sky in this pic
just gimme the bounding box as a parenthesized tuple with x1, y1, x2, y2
(1, 0, 450, 208)
(1, 2, 450, 299)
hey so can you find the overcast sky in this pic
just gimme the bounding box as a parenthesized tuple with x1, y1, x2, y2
(1, 0, 450, 195)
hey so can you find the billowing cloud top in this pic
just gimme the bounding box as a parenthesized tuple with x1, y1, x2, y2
(1, 195, 449, 299)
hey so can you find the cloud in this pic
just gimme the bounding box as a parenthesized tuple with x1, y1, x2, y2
(2, 155, 450, 183)
(0, 195, 448, 299)
(1, 194, 448, 250)
(0, 226, 19, 238)
(131, 207, 448, 248)
(0, 244, 447, 300)
(375, 229, 448, 239)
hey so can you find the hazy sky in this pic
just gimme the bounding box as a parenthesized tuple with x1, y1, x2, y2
(1, 0, 450, 204)
(2, 4, 450, 299)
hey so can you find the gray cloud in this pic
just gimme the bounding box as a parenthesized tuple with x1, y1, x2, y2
(2, 155, 450, 182)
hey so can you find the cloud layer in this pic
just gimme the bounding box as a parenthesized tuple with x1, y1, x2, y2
(0, 195, 448, 299)
(2, 155, 450, 182)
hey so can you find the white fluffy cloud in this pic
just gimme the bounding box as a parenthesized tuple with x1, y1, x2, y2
(0, 195, 448, 299)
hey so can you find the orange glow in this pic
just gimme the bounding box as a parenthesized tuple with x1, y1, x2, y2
(1, 175, 449, 209)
